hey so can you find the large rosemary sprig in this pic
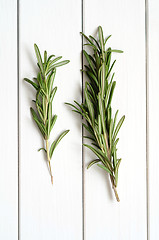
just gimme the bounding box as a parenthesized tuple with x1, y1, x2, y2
(66, 26, 125, 201)
(24, 44, 70, 184)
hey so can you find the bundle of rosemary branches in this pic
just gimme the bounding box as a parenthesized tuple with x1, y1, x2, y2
(66, 26, 125, 201)
(24, 44, 70, 184)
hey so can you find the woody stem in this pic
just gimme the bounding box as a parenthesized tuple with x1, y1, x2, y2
(110, 175, 120, 202)
(104, 132, 120, 202)
(46, 139, 53, 184)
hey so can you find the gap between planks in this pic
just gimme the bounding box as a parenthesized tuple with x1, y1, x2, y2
(145, 0, 150, 239)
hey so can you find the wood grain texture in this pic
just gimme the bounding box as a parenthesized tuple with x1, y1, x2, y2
(0, 0, 18, 239)
(83, 0, 147, 239)
(149, 0, 159, 239)
(19, 0, 82, 239)
(2, 0, 159, 239)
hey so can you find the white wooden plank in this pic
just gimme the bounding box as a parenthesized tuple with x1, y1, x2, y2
(19, 0, 82, 239)
(84, 0, 147, 239)
(149, 0, 159, 239)
(0, 0, 18, 239)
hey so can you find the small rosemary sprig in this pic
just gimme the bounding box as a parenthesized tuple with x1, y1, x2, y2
(66, 26, 125, 201)
(24, 44, 70, 184)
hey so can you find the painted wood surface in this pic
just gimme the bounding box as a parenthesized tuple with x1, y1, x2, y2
(0, 0, 18, 239)
(1, 0, 159, 239)
(149, 0, 159, 239)
(84, 0, 147, 239)
(19, 0, 82, 239)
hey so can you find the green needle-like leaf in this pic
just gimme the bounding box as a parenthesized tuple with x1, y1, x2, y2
(112, 115, 125, 142)
(115, 158, 122, 186)
(34, 44, 44, 73)
(24, 78, 39, 90)
(38, 148, 47, 153)
(107, 49, 123, 53)
(50, 87, 57, 103)
(87, 159, 101, 169)
(83, 144, 112, 169)
(84, 85, 94, 124)
(50, 130, 70, 159)
(98, 26, 104, 53)
(30, 107, 46, 138)
(97, 163, 113, 176)
(104, 35, 112, 45)
(50, 115, 57, 132)
(51, 60, 70, 68)
(83, 50, 96, 75)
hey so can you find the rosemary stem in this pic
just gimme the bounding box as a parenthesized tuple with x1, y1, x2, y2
(113, 185, 120, 202)
(110, 175, 120, 202)
(46, 139, 53, 184)
(104, 132, 120, 202)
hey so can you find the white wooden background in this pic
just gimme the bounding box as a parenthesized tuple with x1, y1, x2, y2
(0, 0, 158, 239)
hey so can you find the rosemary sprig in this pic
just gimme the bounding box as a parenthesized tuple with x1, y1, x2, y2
(66, 26, 125, 201)
(24, 44, 70, 184)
